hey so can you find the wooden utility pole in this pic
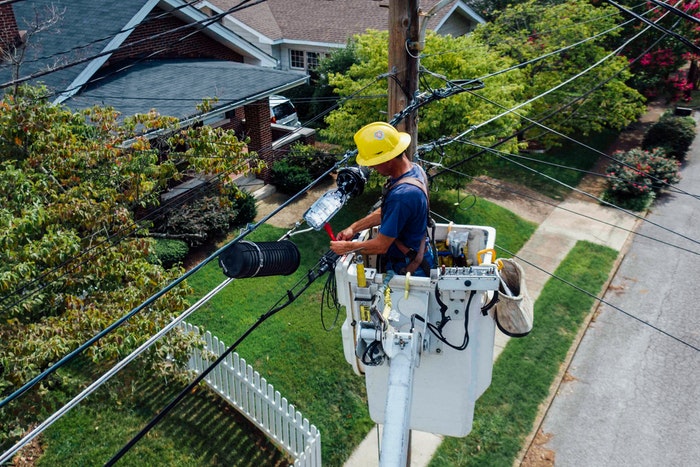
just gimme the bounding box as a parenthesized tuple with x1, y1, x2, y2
(388, 0, 420, 159)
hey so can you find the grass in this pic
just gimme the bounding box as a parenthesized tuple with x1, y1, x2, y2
(33, 188, 535, 466)
(488, 129, 619, 200)
(428, 240, 618, 466)
(38, 370, 290, 466)
(182, 187, 537, 466)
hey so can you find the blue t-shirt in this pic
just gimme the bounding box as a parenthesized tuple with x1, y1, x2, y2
(379, 164, 429, 258)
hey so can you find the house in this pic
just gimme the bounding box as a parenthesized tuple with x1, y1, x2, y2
(198, 0, 485, 73)
(0, 0, 312, 175)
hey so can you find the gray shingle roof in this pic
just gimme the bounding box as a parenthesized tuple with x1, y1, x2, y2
(65, 59, 306, 119)
(0, 0, 150, 94)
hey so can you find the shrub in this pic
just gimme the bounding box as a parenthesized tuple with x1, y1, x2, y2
(230, 190, 257, 226)
(270, 159, 314, 195)
(152, 238, 189, 267)
(270, 143, 338, 195)
(152, 187, 257, 247)
(642, 112, 696, 160)
(603, 147, 680, 211)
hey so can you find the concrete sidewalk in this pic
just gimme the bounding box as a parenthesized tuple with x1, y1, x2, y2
(343, 194, 639, 466)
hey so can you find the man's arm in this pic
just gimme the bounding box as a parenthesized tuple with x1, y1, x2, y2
(330, 207, 394, 256)
(335, 207, 381, 241)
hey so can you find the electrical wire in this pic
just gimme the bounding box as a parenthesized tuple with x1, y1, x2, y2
(604, 0, 700, 54)
(0, 151, 354, 410)
(0, 0, 267, 91)
(5, 1, 700, 457)
(103, 250, 338, 466)
(495, 244, 700, 353)
(0, 0, 205, 69)
(420, 157, 700, 256)
(457, 138, 700, 250)
(1, 73, 386, 313)
(0, 277, 234, 465)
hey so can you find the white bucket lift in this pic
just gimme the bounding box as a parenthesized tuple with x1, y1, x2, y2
(335, 223, 498, 465)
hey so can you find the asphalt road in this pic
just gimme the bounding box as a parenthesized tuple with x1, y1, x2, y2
(540, 117, 700, 466)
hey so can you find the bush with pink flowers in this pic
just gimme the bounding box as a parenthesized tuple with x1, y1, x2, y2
(603, 147, 681, 211)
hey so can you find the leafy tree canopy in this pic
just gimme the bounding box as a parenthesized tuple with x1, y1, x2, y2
(474, 0, 646, 147)
(321, 29, 526, 182)
(0, 85, 258, 410)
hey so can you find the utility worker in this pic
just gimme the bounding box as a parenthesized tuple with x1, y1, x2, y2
(330, 122, 434, 276)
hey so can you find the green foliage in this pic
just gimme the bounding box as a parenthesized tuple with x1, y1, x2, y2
(603, 148, 680, 211)
(474, 0, 646, 148)
(642, 112, 696, 160)
(152, 238, 190, 268)
(155, 194, 240, 247)
(0, 84, 255, 447)
(606, 147, 681, 193)
(603, 146, 683, 211)
(270, 143, 337, 195)
(270, 159, 313, 195)
(230, 190, 257, 226)
(320, 30, 526, 179)
(430, 241, 618, 466)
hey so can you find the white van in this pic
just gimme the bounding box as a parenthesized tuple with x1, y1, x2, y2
(269, 95, 301, 127)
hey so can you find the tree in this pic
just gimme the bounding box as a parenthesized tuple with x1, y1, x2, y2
(473, 0, 646, 148)
(320, 29, 527, 183)
(0, 85, 259, 441)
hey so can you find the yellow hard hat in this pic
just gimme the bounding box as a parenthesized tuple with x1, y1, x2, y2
(354, 122, 411, 166)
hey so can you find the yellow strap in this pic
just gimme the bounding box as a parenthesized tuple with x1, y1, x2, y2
(477, 248, 497, 265)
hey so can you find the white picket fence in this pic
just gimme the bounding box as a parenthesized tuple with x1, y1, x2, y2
(180, 322, 322, 466)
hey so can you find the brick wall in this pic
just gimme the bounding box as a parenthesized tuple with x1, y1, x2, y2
(244, 99, 274, 181)
(109, 7, 243, 64)
(0, 4, 20, 52)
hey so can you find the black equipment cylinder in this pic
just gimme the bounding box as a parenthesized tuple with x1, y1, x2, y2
(219, 240, 301, 279)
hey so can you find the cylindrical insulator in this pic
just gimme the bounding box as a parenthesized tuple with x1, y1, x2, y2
(218, 240, 300, 279)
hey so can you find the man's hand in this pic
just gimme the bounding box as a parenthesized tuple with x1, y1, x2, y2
(335, 227, 355, 241)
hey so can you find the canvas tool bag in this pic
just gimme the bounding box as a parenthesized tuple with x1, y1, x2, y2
(494, 258, 533, 337)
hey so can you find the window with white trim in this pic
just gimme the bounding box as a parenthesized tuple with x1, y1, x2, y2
(290, 49, 305, 69)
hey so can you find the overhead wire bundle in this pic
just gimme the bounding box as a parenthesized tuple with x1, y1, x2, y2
(4, 0, 700, 461)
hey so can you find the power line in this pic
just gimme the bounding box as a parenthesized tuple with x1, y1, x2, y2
(459, 138, 700, 250)
(494, 244, 700, 353)
(0, 0, 267, 91)
(419, 151, 700, 257)
(604, 0, 700, 54)
(0, 0, 203, 70)
(0, 278, 234, 465)
(0, 73, 385, 313)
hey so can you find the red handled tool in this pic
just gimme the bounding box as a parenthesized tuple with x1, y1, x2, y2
(323, 222, 336, 241)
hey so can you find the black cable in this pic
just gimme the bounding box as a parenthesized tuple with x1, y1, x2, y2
(604, 0, 700, 54)
(104, 251, 336, 466)
(425, 286, 476, 351)
(648, 0, 700, 25)
(423, 161, 700, 257)
(1, 0, 267, 91)
(0, 167, 242, 312)
(0, 0, 204, 69)
(320, 266, 341, 331)
(461, 139, 700, 251)
(496, 244, 700, 353)
(0, 151, 353, 410)
(0, 71, 386, 311)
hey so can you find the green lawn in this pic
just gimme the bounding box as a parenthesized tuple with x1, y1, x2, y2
(488, 129, 618, 200)
(34, 188, 538, 466)
(429, 241, 618, 466)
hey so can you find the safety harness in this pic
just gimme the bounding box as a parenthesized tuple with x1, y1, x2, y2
(380, 164, 433, 275)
